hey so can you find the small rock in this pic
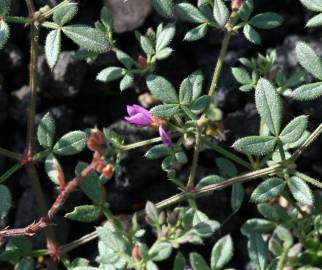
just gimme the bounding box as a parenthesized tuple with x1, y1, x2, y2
(38, 51, 87, 99)
(103, 0, 151, 33)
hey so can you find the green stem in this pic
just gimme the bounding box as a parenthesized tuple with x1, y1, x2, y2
(277, 248, 289, 270)
(0, 163, 23, 184)
(295, 171, 322, 189)
(201, 137, 251, 169)
(0, 147, 23, 161)
(3, 16, 32, 24)
(41, 0, 70, 19)
(120, 137, 163, 151)
(187, 128, 202, 188)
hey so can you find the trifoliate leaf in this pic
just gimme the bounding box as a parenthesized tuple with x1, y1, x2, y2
(151, 0, 174, 18)
(116, 50, 135, 69)
(53, 131, 87, 156)
(232, 67, 252, 84)
(210, 235, 233, 269)
(239, 0, 254, 21)
(37, 112, 55, 149)
(62, 25, 109, 53)
(140, 35, 155, 55)
(146, 75, 179, 104)
(53, 2, 78, 25)
(179, 77, 193, 105)
(288, 176, 314, 205)
(251, 177, 285, 203)
(291, 82, 322, 101)
(175, 3, 207, 23)
(155, 47, 173, 60)
(156, 23, 175, 52)
(233, 135, 277, 156)
(184, 23, 208, 42)
(255, 78, 282, 135)
(280, 115, 308, 144)
(247, 233, 268, 270)
(0, 20, 10, 49)
(296, 41, 322, 80)
(65, 205, 101, 223)
(249, 12, 283, 29)
(190, 95, 210, 114)
(213, 0, 230, 27)
(45, 29, 61, 69)
(268, 225, 293, 256)
(97, 67, 125, 82)
(151, 104, 180, 118)
(243, 24, 261, 44)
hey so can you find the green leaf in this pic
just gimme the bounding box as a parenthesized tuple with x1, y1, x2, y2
(306, 13, 322, 28)
(120, 73, 134, 91)
(280, 115, 308, 144)
(291, 82, 322, 101)
(268, 225, 293, 256)
(211, 235, 233, 270)
(149, 241, 172, 261)
(174, 252, 185, 270)
(37, 112, 55, 149)
(150, 104, 179, 118)
(146, 75, 179, 104)
(146, 261, 159, 270)
(197, 175, 225, 188)
(190, 70, 204, 100)
(155, 47, 173, 60)
(233, 135, 276, 156)
(151, 0, 174, 17)
(76, 162, 103, 204)
(216, 158, 237, 177)
(243, 24, 261, 44)
(0, 20, 10, 49)
(0, 237, 32, 261)
(0, 184, 11, 218)
(45, 154, 64, 186)
(140, 35, 155, 55)
(45, 29, 62, 69)
(249, 12, 283, 29)
(175, 3, 207, 23)
(213, 0, 230, 27)
(0, 0, 10, 16)
(16, 258, 33, 270)
(288, 176, 314, 205)
(231, 183, 245, 211)
(62, 25, 109, 53)
(65, 205, 101, 223)
(100, 6, 113, 29)
(251, 177, 285, 203)
(156, 23, 175, 52)
(257, 203, 290, 222)
(255, 78, 282, 135)
(179, 77, 193, 105)
(300, 0, 322, 12)
(184, 24, 208, 42)
(53, 2, 78, 25)
(116, 50, 134, 69)
(296, 41, 322, 80)
(145, 201, 159, 223)
(53, 130, 87, 156)
(193, 220, 220, 238)
(241, 218, 275, 236)
(189, 253, 211, 270)
(247, 233, 268, 270)
(145, 144, 171, 160)
(97, 67, 125, 82)
(239, 0, 254, 21)
(190, 95, 210, 114)
(232, 67, 252, 85)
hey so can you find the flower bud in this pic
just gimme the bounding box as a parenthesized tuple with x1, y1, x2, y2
(161, 225, 170, 237)
(102, 164, 113, 180)
(159, 211, 166, 224)
(167, 212, 178, 226)
(131, 244, 141, 260)
(138, 55, 147, 69)
(231, 0, 245, 11)
(87, 128, 105, 153)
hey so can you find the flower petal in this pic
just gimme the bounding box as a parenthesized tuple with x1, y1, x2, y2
(125, 113, 153, 127)
(159, 125, 173, 147)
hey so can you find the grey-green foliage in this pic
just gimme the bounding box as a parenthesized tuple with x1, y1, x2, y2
(251, 177, 285, 203)
(0, 20, 9, 49)
(247, 233, 268, 270)
(0, 0, 11, 16)
(300, 0, 322, 27)
(151, 0, 174, 18)
(37, 112, 56, 149)
(233, 135, 276, 156)
(288, 176, 314, 205)
(53, 130, 87, 156)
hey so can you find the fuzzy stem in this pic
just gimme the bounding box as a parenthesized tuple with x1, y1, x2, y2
(295, 171, 322, 189)
(186, 127, 201, 188)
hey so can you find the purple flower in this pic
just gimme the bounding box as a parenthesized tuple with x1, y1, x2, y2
(125, 105, 153, 127)
(159, 125, 173, 147)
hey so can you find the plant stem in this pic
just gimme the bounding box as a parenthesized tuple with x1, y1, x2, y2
(0, 147, 23, 161)
(186, 128, 201, 188)
(0, 163, 23, 184)
(295, 171, 322, 189)
(3, 16, 32, 24)
(201, 137, 251, 169)
(25, 0, 36, 16)
(120, 137, 163, 151)
(277, 248, 289, 270)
